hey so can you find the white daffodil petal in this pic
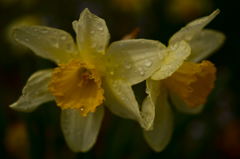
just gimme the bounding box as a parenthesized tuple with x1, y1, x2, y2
(169, 92, 204, 114)
(140, 79, 162, 131)
(151, 41, 191, 80)
(12, 26, 77, 64)
(146, 79, 162, 103)
(141, 96, 155, 131)
(10, 69, 54, 112)
(169, 9, 220, 45)
(61, 107, 104, 152)
(103, 78, 156, 130)
(144, 84, 173, 152)
(72, 8, 110, 56)
(103, 79, 141, 121)
(107, 39, 167, 85)
(187, 29, 225, 62)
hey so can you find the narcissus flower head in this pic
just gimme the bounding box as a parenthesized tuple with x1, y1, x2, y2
(143, 9, 225, 152)
(10, 9, 167, 152)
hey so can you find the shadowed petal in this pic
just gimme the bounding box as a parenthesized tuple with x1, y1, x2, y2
(10, 69, 54, 112)
(187, 29, 225, 62)
(144, 83, 173, 152)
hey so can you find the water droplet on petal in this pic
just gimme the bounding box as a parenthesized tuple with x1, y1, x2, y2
(80, 107, 85, 112)
(98, 27, 103, 31)
(91, 43, 96, 48)
(145, 60, 152, 67)
(41, 29, 48, 34)
(61, 35, 67, 40)
(125, 64, 131, 69)
(138, 67, 145, 76)
(140, 71, 145, 76)
(53, 42, 59, 48)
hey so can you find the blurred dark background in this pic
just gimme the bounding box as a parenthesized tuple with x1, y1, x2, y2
(0, 0, 240, 159)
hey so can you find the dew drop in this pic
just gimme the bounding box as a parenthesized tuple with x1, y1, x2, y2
(125, 64, 131, 69)
(145, 60, 152, 67)
(53, 42, 59, 48)
(98, 27, 103, 31)
(41, 29, 48, 34)
(138, 67, 145, 76)
(80, 107, 85, 112)
(110, 71, 114, 75)
(91, 43, 96, 48)
(61, 35, 67, 40)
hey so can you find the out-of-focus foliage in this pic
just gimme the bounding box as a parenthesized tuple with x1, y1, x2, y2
(0, 0, 239, 159)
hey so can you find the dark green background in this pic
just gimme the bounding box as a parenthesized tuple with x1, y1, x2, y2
(0, 0, 239, 158)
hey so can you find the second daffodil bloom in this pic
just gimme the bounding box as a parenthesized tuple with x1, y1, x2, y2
(10, 9, 167, 152)
(143, 9, 225, 152)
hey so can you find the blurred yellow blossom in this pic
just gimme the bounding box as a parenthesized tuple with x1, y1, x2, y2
(166, 0, 213, 22)
(112, 0, 151, 13)
(5, 123, 29, 159)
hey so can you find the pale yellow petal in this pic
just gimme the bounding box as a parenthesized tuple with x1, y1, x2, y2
(140, 96, 155, 130)
(151, 41, 191, 80)
(103, 79, 141, 121)
(187, 29, 225, 62)
(169, 9, 220, 45)
(61, 107, 104, 152)
(12, 26, 77, 64)
(103, 79, 155, 130)
(106, 39, 167, 85)
(72, 8, 110, 56)
(141, 79, 162, 131)
(143, 84, 173, 152)
(10, 69, 54, 112)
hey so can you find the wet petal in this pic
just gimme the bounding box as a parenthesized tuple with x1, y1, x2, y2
(106, 39, 167, 85)
(143, 84, 173, 152)
(12, 26, 77, 64)
(103, 79, 155, 130)
(187, 29, 225, 62)
(61, 107, 104, 152)
(151, 41, 191, 80)
(72, 8, 110, 56)
(103, 79, 141, 121)
(10, 69, 54, 112)
(169, 9, 220, 45)
(141, 79, 162, 131)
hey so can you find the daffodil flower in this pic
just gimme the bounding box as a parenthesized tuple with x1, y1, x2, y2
(10, 9, 167, 152)
(143, 9, 225, 152)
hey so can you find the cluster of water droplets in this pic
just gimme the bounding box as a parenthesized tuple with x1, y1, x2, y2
(111, 81, 128, 102)
(123, 58, 153, 77)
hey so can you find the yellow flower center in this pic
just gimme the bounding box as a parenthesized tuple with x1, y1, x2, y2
(164, 60, 216, 108)
(48, 60, 104, 116)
